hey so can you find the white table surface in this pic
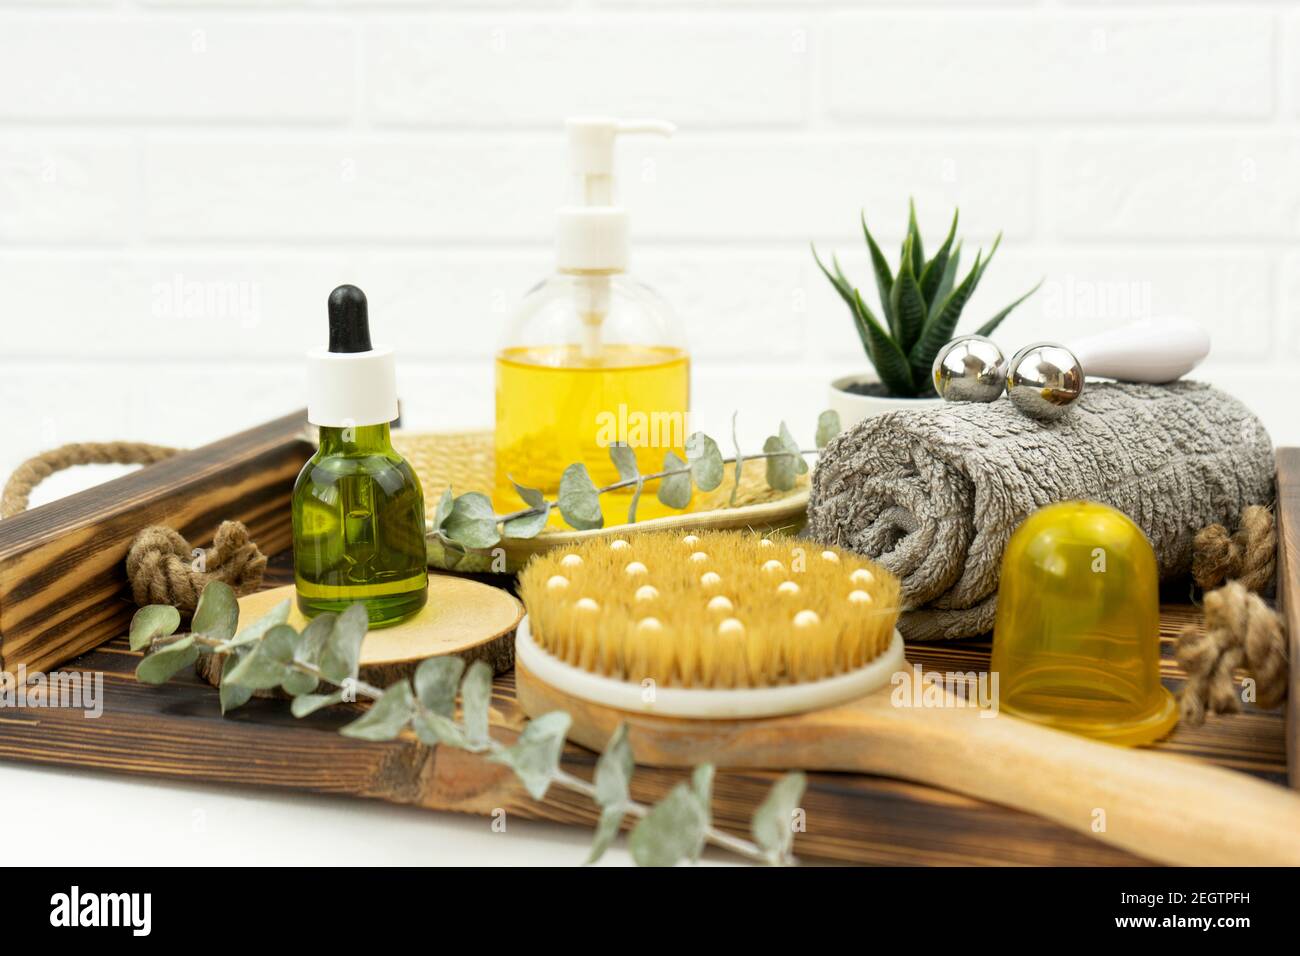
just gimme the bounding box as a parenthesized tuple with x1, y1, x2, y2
(0, 760, 698, 866)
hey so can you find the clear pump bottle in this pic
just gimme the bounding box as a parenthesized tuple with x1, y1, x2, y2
(495, 117, 690, 525)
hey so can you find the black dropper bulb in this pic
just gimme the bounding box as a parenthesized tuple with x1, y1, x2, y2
(328, 284, 373, 353)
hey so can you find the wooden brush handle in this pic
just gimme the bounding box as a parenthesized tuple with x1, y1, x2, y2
(854, 695, 1300, 866)
(517, 662, 1300, 866)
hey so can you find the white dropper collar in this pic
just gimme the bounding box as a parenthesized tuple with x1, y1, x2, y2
(307, 284, 399, 428)
(555, 116, 675, 273)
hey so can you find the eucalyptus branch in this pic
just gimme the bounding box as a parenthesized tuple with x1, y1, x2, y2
(130, 585, 806, 867)
(543, 765, 773, 864)
(431, 410, 844, 553)
(200, 631, 775, 863)
(491, 448, 822, 525)
(171, 628, 775, 862)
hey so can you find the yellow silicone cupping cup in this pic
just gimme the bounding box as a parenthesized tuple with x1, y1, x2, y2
(990, 500, 1178, 747)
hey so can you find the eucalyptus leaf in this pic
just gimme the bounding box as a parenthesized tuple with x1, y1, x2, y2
(427, 534, 466, 569)
(222, 624, 296, 690)
(191, 581, 239, 643)
(224, 597, 291, 650)
(220, 685, 255, 715)
(291, 689, 345, 718)
(460, 660, 494, 749)
(594, 723, 634, 809)
(261, 622, 296, 663)
(689, 764, 716, 863)
(779, 422, 808, 474)
(281, 669, 319, 697)
(585, 725, 636, 864)
(340, 680, 414, 741)
(684, 432, 724, 492)
(295, 612, 336, 668)
(656, 451, 692, 510)
(557, 463, 603, 531)
(815, 409, 841, 450)
(219, 655, 255, 715)
(503, 505, 549, 539)
(432, 487, 454, 532)
(586, 804, 627, 866)
(608, 443, 639, 482)
(510, 479, 547, 510)
(627, 478, 643, 525)
(729, 411, 745, 507)
(628, 783, 708, 867)
(319, 602, 369, 684)
(412, 710, 470, 748)
(762, 423, 805, 493)
(489, 710, 572, 801)
(414, 656, 465, 717)
(426, 535, 498, 573)
(751, 771, 807, 865)
(128, 605, 180, 652)
(443, 492, 501, 550)
(136, 636, 199, 685)
(763, 435, 796, 491)
(691, 764, 715, 812)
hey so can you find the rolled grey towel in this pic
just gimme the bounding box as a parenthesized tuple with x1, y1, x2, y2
(807, 382, 1274, 641)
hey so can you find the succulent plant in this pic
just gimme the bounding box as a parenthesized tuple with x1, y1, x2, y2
(813, 200, 1042, 398)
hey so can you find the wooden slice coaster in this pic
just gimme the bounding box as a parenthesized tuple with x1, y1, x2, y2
(195, 576, 523, 693)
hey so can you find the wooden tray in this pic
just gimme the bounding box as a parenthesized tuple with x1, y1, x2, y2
(0, 554, 1286, 866)
(0, 427, 1293, 864)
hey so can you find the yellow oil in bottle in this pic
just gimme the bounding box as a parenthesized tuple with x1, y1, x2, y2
(494, 343, 691, 526)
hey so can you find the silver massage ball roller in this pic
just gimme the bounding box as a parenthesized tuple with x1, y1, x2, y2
(931, 335, 1007, 403)
(1005, 343, 1085, 421)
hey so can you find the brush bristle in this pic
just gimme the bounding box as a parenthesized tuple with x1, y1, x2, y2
(518, 531, 902, 689)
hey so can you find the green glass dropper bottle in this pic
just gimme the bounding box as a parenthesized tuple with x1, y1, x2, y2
(292, 284, 428, 627)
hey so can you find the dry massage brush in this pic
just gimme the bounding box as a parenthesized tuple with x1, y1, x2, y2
(514, 530, 1300, 866)
(932, 316, 1211, 420)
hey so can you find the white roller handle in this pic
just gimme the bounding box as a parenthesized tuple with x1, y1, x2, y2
(1065, 317, 1210, 384)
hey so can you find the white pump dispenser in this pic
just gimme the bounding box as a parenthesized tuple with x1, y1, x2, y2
(556, 117, 675, 361)
(556, 117, 675, 273)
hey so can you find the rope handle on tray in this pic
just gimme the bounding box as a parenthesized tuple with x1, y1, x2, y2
(1, 441, 180, 518)
(1, 441, 266, 613)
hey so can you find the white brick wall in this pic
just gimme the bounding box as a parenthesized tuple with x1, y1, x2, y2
(1, 1, 1298, 504)
(826, 12, 1275, 120)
